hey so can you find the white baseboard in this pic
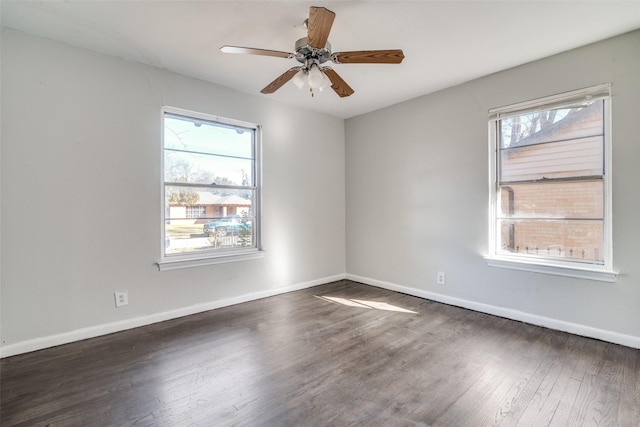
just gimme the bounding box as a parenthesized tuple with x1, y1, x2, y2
(0, 274, 346, 358)
(347, 273, 640, 350)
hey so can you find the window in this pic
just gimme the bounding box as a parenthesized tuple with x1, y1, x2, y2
(487, 84, 616, 281)
(185, 206, 207, 219)
(158, 107, 262, 270)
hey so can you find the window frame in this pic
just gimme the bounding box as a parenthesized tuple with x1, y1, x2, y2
(486, 84, 617, 282)
(157, 107, 263, 271)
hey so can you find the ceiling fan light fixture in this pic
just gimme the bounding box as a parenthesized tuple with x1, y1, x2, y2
(318, 70, 331, 92)
(308, 63, 325, 89)
(292, 69, 306, 90)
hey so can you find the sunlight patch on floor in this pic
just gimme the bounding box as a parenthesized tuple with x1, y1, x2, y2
(315, 296, 417, 314)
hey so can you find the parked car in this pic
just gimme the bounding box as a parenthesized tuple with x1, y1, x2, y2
(203, 215, 252, 237)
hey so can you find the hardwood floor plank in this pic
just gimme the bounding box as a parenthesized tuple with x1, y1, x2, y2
(565, 342, 628, 427)
(2, 280, 639, 426)
(520, 334, 586, 426)
(488, 331, 569, 425)
(618, 345, 640, 426)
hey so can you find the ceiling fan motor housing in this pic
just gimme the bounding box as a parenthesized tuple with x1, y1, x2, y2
(295, 37, 332, 69)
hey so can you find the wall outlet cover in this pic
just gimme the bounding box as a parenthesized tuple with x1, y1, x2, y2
(114, 291, 128, 307)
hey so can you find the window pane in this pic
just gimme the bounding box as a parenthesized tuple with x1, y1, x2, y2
(499, 100, 604, 183)
(164, 114, 253, 158)
(499, 181, 603, 219)
(500, 135, 603, 182)
(164, 186, 255, 255)
(500, 100, 603, 148)
(164, 150, 253, 185)
(497, 219, 603, 263)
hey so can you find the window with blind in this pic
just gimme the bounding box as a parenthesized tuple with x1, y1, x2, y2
(487, 85, 615, 279)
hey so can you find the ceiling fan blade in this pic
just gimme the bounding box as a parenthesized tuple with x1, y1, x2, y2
(323, 68, 354, 98)
(332, 50, 405, 64)
(307, 6, 335, 49)
(220, 45, 294, 59)
(261, 67, 302, 94)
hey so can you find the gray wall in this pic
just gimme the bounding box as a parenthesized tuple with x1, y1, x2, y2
(345, 30, 640, 346)
(1, 30, 346, 354)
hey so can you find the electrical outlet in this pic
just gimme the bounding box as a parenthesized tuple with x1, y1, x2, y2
(114, 291, 128, 307)
(436, 272, 446, 285)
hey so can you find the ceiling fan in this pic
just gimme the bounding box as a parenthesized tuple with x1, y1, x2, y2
(220, 6, 405, 98)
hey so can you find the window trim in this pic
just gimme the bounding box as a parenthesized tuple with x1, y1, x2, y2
(486, 84, 618, 281)
(157, 250, 264, 271)
(157, 107, 263, 271)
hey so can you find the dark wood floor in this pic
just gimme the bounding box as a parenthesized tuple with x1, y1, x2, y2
(1, 280, 639, 426)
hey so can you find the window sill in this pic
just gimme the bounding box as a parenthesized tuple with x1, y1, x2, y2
(484, 256, 618, 282)
(157, 250, 264, 271)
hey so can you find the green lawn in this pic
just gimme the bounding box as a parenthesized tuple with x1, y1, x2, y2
(165, 224, 205, 239)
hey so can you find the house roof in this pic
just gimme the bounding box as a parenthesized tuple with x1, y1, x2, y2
(195, 191, 251, 206)
(509, 101, 603, 149)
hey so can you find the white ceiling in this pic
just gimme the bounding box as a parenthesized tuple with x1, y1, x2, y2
(2, 1, 640, 119)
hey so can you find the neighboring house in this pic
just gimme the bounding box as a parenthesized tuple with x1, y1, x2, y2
(499, 102, 604, 261)
(168, 191, 251, 225)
